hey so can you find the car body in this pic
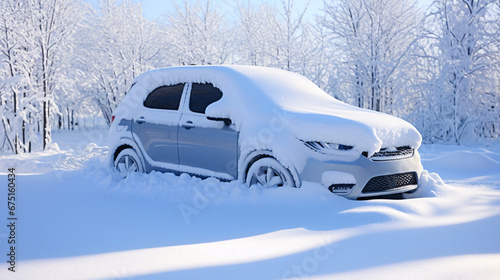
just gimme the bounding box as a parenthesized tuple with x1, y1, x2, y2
(108, 65, 423, 199)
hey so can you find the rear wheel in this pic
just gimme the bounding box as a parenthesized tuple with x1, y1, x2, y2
(245, 157, 295, 188)
(114, 149, 144, 178)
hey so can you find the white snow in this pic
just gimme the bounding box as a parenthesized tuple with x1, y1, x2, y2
(1, 130, 500, 279)
(321, 171, 357, 186)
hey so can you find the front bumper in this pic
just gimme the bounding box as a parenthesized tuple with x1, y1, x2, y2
(299, 151, 423, 199)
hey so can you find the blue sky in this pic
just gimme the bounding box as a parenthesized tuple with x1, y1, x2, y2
(87, 0, 329, 21)
(87, 0, 431, 21)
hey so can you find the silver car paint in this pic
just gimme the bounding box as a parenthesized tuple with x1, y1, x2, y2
(178, 112, 239, 179)
(300, 150, 423, 199)
(132, 110, 181, 165)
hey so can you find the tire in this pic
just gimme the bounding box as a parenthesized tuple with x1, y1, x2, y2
(114, 148, 144, 178)
(245, 157, 295, 188)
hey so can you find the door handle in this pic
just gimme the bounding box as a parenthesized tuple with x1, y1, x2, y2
(135, 117, 146, 124)
(182, 121, 195, 129)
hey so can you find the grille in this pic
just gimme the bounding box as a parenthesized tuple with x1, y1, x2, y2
(362, 172, 418, 194)
(362, 146, 414, 161)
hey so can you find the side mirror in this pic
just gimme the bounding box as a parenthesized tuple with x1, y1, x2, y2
(207, 116, 232, 126)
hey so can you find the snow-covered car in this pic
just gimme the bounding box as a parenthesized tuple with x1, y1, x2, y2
(108, 65, 423, 199)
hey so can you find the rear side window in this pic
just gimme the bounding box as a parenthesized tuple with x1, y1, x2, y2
(189, 83, 223, 114)
(144, 83, 185, 110)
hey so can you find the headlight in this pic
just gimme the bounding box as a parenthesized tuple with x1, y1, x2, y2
(302, 141, 354, 155)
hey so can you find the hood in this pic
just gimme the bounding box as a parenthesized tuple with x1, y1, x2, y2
(284, 107, 422, 157)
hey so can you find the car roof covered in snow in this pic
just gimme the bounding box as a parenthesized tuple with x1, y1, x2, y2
(130, 64, 334, 109)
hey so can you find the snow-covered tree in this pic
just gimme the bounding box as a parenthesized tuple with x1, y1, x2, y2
(236, 0, 314, 75)
(31, 0, 82, 149)
(0, 0, 82, 152)
(321, 0, 421, 113)
(1, 0, 33, 153)
(165, 0, 232, 66)
(416, 0, 500, 143)
(272, 0, 309, 71)
(236, 2, 278, 66)
(78, 0, 165, 125)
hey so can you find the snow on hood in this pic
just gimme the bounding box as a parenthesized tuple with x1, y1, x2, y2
(124, 65, 421, 157)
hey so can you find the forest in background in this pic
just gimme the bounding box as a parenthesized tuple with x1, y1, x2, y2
(1, 0, 499, 154)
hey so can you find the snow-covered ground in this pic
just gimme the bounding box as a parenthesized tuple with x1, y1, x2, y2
(1, 129, 500, 280)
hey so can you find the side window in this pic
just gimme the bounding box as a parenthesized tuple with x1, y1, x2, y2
(189, 83, 223, 114)
(144, 83, 185, 110)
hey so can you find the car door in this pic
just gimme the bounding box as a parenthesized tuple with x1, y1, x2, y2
(132, 83, 186, 169)
(178, 83, 239, 180)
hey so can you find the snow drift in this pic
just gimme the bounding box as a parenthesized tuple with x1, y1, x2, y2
(1, 132, 500, 280)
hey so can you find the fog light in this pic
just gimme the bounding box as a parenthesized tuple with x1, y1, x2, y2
(321, 171, 356, 195)
(329, 184, 355, 193)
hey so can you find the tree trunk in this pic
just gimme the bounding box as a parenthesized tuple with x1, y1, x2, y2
(71, 109, 75, 130)
(22, 120, 26, 153)
(43, 106, 50, 151)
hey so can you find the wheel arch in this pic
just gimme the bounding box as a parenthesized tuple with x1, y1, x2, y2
(239, 150, 301, 188)
(111, 138, 147, 172)
(114, 144, 133, 161)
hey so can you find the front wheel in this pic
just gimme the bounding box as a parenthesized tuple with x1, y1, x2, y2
(245, 157, 295, 188)
(114, 148, 144, 178)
